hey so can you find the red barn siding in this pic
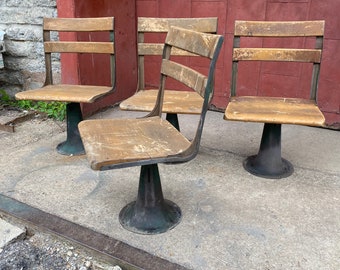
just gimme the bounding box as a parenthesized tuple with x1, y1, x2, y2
(57, 0, 340, 126)
(136, 0, 340, 126)
(57, 0, 137, 117)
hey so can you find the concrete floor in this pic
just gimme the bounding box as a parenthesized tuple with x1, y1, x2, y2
(0, 107, 339, 269)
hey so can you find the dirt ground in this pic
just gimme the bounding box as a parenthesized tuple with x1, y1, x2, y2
(0, 106, 122, 270)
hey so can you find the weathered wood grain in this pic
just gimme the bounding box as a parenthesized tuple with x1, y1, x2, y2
(225, 96, 325, 126)
(15, 85, 113, 103)
(235, 20, 325, 37)
(138, 17, 217, 33)
(120, 17, 218, 114)
(79, 117, 191, 170)
(165, 27, 221, 59)
(119, 90, 203, 114)
(15, 17, 115, 104)
(226, 20, 325, 128)
(44, 17, 114, 32)
(80, 26, 223, 169)
(233, 48, 322, 62)
(44, 42, 114, 54)
(138, 44, 197, 56)
(161, 60, 207, 96)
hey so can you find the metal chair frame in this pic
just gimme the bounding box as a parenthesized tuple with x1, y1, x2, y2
(79, 26, 224, 234)
(15, 17, 115, 156)
(225, 20, 325, 179)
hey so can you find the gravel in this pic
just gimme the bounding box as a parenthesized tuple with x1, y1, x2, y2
(0, 228, 123, 270)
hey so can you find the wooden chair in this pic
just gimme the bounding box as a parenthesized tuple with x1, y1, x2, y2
(15, 17, 115, 156)
(79, 26, 223, 234)
(224, 20, 325, 179)
(119, 17, 218, 130)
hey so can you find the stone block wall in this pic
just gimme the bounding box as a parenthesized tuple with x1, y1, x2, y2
(0, 0, 58, 96)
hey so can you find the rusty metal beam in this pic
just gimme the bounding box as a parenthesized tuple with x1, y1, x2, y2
(0, 194, 188, 270)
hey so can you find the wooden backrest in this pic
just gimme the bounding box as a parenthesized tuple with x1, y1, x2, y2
(150, 26, 223, 157)
(231, 20, 325, 100)
(42, 17, 115, 86)
(137, 17, 218, 90)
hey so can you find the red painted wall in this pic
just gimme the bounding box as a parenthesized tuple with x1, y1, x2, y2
(56, 0, 137, 117)
(136, 0, 340, 127)
(57, 0, 339, 126)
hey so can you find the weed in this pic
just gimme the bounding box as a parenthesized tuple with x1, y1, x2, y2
(0, 89, 66, 121)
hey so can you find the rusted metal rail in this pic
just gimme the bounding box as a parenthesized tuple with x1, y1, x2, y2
(0, 194, 187, 270)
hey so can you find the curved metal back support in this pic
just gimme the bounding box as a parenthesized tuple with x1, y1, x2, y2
(147, 26, 224, 163)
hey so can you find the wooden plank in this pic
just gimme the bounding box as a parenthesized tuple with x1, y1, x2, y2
(78, 117, 191, 170)
(120, 89, 203, 114)
(225, 96, 325, 126)
(44, 17, 114, 32)
(127, 19, 220, 116)
(44, 42, 114, 54)
(138, 17, 217, 33)
(235, 20, 325, 37)
(233, 48, 322, 62)
(15, 84, 113, 103)
(165, 26, 222, 59)
(138, 44, 197, 56)
(161, 60, 207, 96)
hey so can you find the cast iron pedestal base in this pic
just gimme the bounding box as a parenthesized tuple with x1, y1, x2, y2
(56, 102, 85, 156)
(243, 123, 294, 179)
(119, 164, 181, 234)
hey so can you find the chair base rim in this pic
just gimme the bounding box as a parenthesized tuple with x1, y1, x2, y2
(243, 155, 294, 179)
(56, 140, 85, 156)
(119, 199, 182, 235)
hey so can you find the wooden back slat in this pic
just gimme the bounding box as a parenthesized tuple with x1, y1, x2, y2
(138, 43, 197, 56)
(235, 20, 325, 37)
(156, 26, 223, 99)
(44, 41, 114, 54)
(137, 17, 217, 57)
(138, 17, 217, 33)
(230, 20, 325, 100)
(161, 59, 207, 96)
(136, 17, 218, 91)
(43, 17, 114, 31)
(165, 26, 221, 59)
(233, 48, 322, 62)
(42, 17, 115, 87)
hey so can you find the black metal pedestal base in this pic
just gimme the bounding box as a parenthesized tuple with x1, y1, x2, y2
(243, 123, 294, 179)
(119, 164, 181, 234)
(56, 102, 85, 156)
(244, 155, 293, 179)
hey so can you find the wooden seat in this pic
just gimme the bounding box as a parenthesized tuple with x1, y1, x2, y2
(226, 96, 325, 126)
(224, 20, 325, 179)
(79, 26, 224, 234)
(119, 17, 218, 130)
(15, 17, 115, 156)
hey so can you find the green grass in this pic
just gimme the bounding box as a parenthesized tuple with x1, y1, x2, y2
(0, 89, 66, 121)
